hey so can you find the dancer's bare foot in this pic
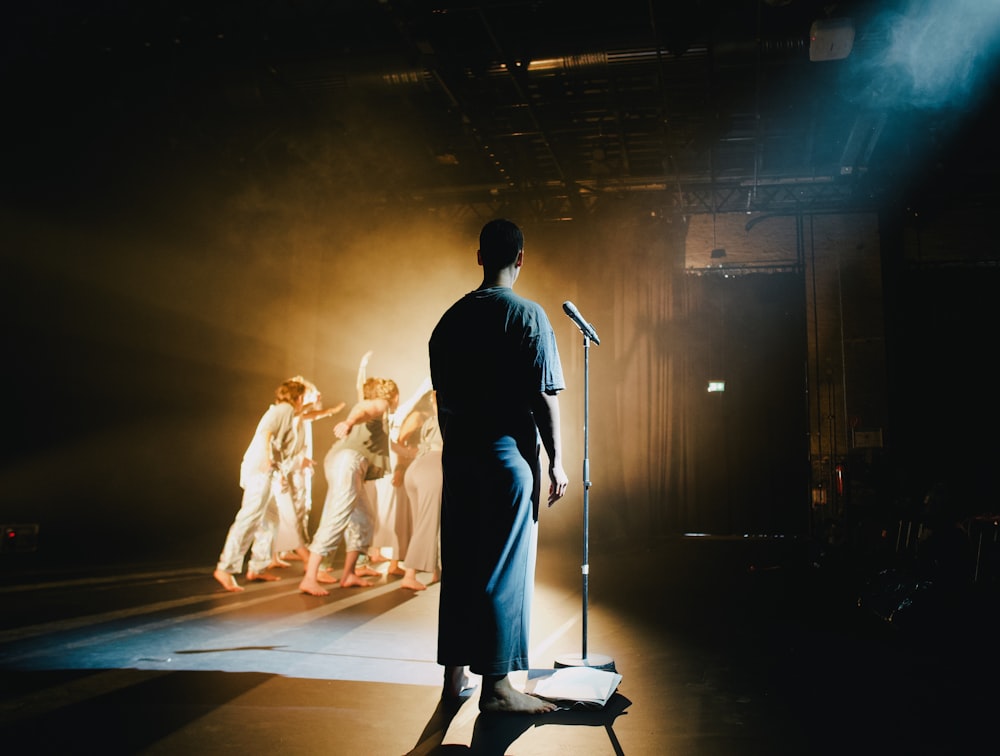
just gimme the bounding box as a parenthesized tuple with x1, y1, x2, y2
(292, 546, 309, 562)
(400, 569, 427, 590)
(387, 564, 406, 577)
(246, 570, 282, 582)
(268, 557, 291, 569)
(213, 569, 244, 592)
(339, 573, 372, 588)
(479, 675, 557, 714)
(354, 565, 381, 577)
(443, 666, 471, 699)
(317, 571, 339, 584)
(299, 577, 331, 596)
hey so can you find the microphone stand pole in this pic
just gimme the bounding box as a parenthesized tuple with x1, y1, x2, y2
(554, 332, 616, 672)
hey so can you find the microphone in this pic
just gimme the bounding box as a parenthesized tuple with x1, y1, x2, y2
(562, 301, 601, 345)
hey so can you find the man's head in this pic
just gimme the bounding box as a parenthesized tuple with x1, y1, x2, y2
(478, 219, 524, 273)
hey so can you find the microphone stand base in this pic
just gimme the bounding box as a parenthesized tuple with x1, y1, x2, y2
(553, 652, 617, 673)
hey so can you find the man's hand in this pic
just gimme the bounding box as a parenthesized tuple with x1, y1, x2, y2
(547, 462, 569, 506)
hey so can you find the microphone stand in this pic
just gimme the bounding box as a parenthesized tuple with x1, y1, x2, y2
(554, 331, 616, 673)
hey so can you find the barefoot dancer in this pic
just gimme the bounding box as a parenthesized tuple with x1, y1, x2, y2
(299, 377, 400, 596)
(429, 219, 568, 713)
(356, 353, 425, 579)
(264, 376, 346, 569)
(400, 390, 443, 592)
(213, 379, 306, 593)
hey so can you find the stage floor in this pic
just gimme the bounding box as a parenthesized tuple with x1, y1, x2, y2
(1, 535, 996, 755)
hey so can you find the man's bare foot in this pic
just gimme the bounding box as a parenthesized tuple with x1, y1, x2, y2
(443, 666, 471, 699)
(339, 573, 372, 588)
(292, 547, 309, 562)
(268, 557, 291, 569)
(387, 566, 406, 577)
(367, 552, 388, 564)
(246, 570, 282, 582)
(317, 571, 339, 584)
(354, 565, 381, 577)
(299, 578, 330, 596)
(213, 569, 244, 593)
(479, 689, 556, 714)
(479, 676, 558, 714)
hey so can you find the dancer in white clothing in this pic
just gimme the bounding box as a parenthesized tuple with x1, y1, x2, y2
(400, 390, 444, 591)
(213, 379, 306, 592)
(299, 377, 404, 596)
(260, 376, 346, 569)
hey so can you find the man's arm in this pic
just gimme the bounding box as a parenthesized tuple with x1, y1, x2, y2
(531, 391, 569, 506)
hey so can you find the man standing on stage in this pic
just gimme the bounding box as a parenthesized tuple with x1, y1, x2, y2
(429, 218, 569, 713)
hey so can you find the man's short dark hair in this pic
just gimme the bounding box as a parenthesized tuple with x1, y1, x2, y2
(479, 219, 523, 271)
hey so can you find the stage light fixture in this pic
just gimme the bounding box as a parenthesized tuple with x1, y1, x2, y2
(810, 18, 855, 61)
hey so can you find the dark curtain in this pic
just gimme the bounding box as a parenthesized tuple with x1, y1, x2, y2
(579, 213, 809, 544)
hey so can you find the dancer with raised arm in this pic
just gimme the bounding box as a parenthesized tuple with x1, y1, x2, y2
(298, 377, 401, 596)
